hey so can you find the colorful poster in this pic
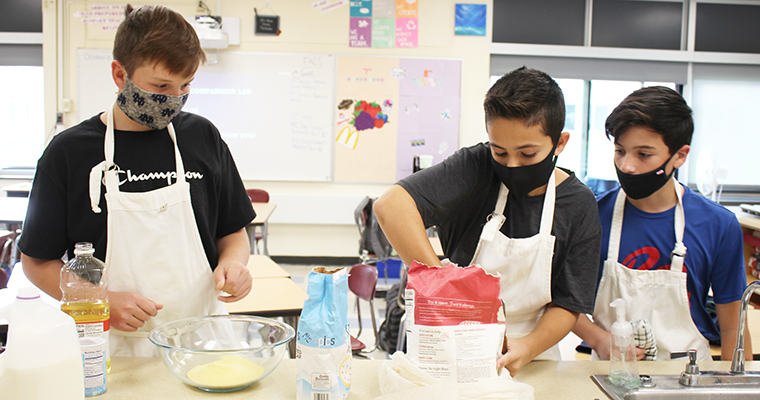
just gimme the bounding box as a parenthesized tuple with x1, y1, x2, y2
(373, 0, 395, 18)
(395, 18, 418, 48)
(396, 0, 418, 18)
(455, 4, 487, 36)
(372, 18, 395, 48)
(349, 18, 372, 47)
(350, 0, 372, 17)
(335, 56, 461, 183)
(347, 0, 418, 47)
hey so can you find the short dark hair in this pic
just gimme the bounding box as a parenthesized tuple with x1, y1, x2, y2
(113, 4, 206, 78)
(605, 86, 693, 155)
(484, 66, 566, 145)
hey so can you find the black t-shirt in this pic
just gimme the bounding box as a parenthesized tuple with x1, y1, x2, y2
(18, 112, 255, 269)
(398, 142, 602, 314)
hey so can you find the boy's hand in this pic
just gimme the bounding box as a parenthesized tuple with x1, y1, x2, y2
(213, 261, 253, 302)
(497, 336, 535, 376)
(108, 290, 163, 331)
(593, 332, 647, 360)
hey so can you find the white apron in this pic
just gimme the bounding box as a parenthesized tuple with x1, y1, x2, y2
(471, 172, 560, 360)
(592, 179, 711, 361)
(89, 105, 227, 357)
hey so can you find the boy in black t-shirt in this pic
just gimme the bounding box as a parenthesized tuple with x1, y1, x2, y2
(374, 67, 601, 375)
(18, 4, 254, 354)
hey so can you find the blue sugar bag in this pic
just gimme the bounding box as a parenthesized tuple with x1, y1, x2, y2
(296, 267, 352, 400)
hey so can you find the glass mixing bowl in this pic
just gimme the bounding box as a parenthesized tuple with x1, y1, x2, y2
(149, 315, 295, 392)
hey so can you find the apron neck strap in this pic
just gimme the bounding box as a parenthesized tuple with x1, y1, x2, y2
(89, 104, 185, 212)
(608, 178, 686, 271)
(607, 188, 627, 262)
(492, 170, 557, 234)
(540, 171, 556, 234)
(104, 102, 185, 181)
(670, 180, 686, 272)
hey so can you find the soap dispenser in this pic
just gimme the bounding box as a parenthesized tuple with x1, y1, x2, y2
(609, 298, 640, 388)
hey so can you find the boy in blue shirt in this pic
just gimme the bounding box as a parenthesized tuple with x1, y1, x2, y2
(573, 86, 750, 361)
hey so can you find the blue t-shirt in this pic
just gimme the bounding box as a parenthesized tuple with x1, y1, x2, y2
(597, 185, 746, 342)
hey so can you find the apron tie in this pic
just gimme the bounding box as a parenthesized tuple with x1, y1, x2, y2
(89, 161, 108, 213)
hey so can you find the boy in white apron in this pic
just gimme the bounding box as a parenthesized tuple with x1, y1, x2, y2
(573, 86, 750, 362)
(374, 67, 602, 376)
(18, 4, 254, 357)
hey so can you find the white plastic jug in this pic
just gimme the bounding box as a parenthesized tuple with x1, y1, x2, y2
(0, 287, 85, 400)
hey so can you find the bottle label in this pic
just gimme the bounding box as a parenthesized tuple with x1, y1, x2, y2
(80, 337, 107, 396)
(76, 320, 109, 337)
(76, 321, 110, 370)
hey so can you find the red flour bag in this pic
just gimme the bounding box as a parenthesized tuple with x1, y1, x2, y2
(404, 260, 505, 383)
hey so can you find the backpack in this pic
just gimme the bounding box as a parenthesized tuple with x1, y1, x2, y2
(378, 281, 406, 353)
(354, 197, 392, 261)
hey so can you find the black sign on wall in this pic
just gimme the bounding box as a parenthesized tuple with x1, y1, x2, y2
(255, 14, 280, 36)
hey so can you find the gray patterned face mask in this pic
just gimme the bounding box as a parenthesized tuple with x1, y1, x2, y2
(116, 75, 189, 130)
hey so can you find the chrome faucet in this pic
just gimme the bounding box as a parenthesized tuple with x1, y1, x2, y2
(594, 285, 760, 397)
(731, 280, 760, 374)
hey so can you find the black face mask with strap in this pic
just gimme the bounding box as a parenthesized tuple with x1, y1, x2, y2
(615, 153, 676, 200)
(490, 140, 558, 197)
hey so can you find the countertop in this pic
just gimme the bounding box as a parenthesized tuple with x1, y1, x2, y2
(102, 357, 759, 399)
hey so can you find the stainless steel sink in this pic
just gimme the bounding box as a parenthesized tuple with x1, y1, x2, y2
(593, 281, 760, 400)
(592, 374, 760, 400)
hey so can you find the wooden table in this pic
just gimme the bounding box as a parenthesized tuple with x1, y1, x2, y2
(102, 357, 760, 399)
(0, 197, 28, 226)
(225, 277, 305, 357)
(247, 255, 290, 279)
(729, 207, 760, 278)
(247, 202, 277, 256)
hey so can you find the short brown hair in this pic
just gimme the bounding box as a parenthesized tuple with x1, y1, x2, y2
(605, 86, 693, 155)
(113, 4, 206, 78)
(484, 67, 566, 145)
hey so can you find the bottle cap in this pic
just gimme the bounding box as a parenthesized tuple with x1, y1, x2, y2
(610, 298, 632, 337)
(74, 242, 95, 256)
(16, 287, 40, 300)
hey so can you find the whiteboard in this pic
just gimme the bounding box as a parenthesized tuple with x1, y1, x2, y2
(77, 50, 335, 182)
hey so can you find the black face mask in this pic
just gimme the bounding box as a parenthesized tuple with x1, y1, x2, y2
(615, 153, 676, 200)
(490, 141, 558, 197)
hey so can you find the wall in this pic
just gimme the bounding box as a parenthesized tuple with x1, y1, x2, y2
(45, 0, 493, 257)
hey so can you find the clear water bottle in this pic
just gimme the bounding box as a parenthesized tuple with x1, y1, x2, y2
(60, 242, 111, 378)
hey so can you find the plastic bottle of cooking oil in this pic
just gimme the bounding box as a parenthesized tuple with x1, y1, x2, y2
(60, 242, 111, 377)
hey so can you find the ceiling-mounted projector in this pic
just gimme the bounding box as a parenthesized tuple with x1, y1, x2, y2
(192, 15, 228, 49)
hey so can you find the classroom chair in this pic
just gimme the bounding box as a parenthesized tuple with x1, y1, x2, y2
(246, 189, 270, 255)
(348, 263, 380, 357)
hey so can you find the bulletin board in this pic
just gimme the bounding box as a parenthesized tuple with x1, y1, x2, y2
(334, 56, 461, 183)
(76, 49, 335, 182)
(77, 50, 461, 184)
